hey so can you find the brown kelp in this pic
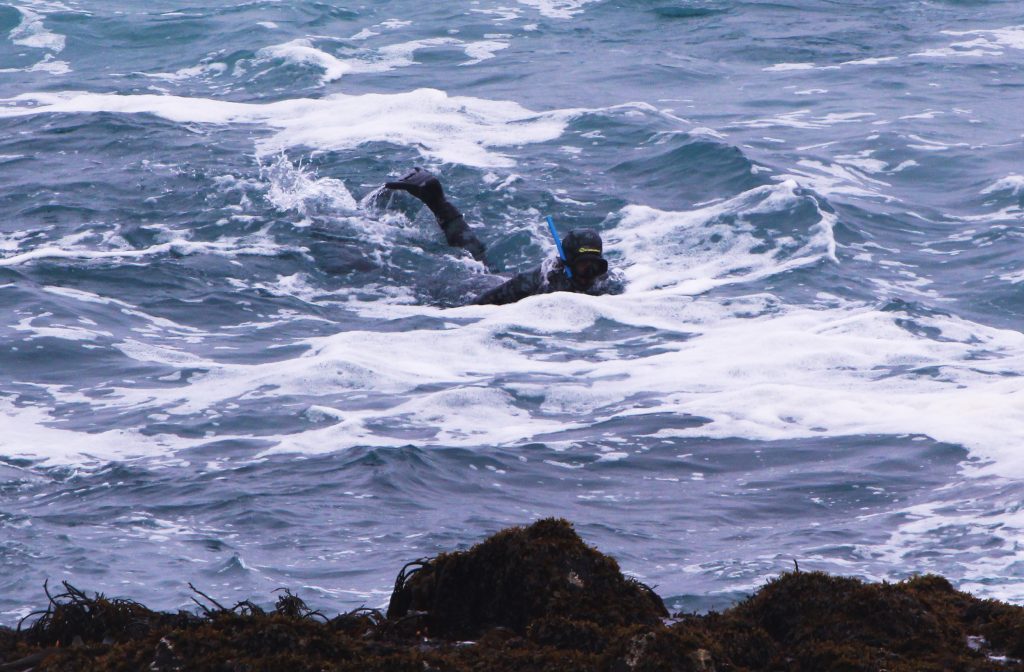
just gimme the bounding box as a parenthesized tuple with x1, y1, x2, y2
(2, 519, 1023, 671)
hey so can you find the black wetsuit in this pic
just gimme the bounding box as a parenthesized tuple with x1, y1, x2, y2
(473, 256, 623, 305)
(435, 209, 487, 264)
(384, 168, 622, 305)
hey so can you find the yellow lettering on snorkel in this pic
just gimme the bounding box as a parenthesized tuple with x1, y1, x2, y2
(577, 247, 601, 254)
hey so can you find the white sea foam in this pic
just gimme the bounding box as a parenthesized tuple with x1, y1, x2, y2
(904, 133, 966, 152)
(349, 28, 379, 40)
(471, 7, 522, 22)
(0, 230, 31, 251)
(257, 39, 354, 84)
(461, 39, 510, 65)
(0, 54, 70, 75)
(912, 40, 997, 59)
(576, 302, 1024, 475)
(763, 62, 816, 72)
(605, 180, 837, 295)
(515, 0, 599, 19)
(29, 280, 1024, 485)
(259, 154, 359, 216)
(375, 37, 461, 69)
(0, 229, 297, 268)
(249, 273, 343, 306)
(941, 25, 1024, 50)
(251, 37, 467, 85)
(27, 54, 69, 74)
(1001, 269, 1024, 285)
(3, 4, 73, 75)
(137, 62, 227, 83)
(871, 498, 1024, 603)
(841, 56, 898, 66)
(9, 6, 65, 52)
(688, 127, 727, 140)
(37, 287, 216, 346)
(0, 396, 184, 466)
(15, 0, 77, 10)
(0, 89, 571, 168)
(14, 312, 112, 341)
(779, 158, 894, 201)
(735, 110, 875, 130)
(946, 204, 1021, 225)
(766, 56, 898, 74)
(981, 174, 1024, 196)
(913, 25, 1024, 58)
(834, 150, 889, 175)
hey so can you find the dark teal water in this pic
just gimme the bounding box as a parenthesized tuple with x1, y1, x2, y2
(1, 0, 1023, 623)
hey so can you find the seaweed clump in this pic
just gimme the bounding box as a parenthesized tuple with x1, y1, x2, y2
(2, 518, 1024, 671)
(386, 517, 668, 639)
(710, 571, 1024, 671)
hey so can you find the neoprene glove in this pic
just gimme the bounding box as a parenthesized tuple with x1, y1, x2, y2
(385, 167, 459, 224)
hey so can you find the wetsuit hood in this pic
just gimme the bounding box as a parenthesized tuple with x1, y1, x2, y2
(562, 228, 604, 264)
(561, 228, 608, 288)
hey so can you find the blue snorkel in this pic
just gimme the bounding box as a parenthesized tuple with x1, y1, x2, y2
(546, 215, 573, 280)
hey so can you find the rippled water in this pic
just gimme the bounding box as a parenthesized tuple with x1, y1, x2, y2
(1, 0, 1023, 622)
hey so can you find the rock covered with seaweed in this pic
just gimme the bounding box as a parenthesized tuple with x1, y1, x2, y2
(386, 517, 668, 639)
(3, 519, 1024, 671)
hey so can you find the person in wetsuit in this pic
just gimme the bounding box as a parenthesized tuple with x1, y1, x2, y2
(384, 167, 621, 305)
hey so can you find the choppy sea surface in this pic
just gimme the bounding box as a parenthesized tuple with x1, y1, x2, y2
(1, 0, 1023, 623)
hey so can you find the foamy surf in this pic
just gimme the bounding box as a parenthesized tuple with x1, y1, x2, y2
(9, 5, 65, 52)
(0, 89, 570, 168)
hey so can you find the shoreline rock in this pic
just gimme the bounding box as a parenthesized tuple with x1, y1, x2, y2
(3, 518, 1023, 671)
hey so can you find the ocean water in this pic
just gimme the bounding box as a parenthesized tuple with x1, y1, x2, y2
(1, 0, 1023, 623)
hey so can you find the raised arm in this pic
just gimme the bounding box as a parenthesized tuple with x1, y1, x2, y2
(385, 168, 486, 262)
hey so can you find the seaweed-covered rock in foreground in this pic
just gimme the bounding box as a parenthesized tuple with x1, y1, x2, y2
(4, 518, 1024, 671)
(386, 517, 668, 639)
(698, 571, 1024, 671)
